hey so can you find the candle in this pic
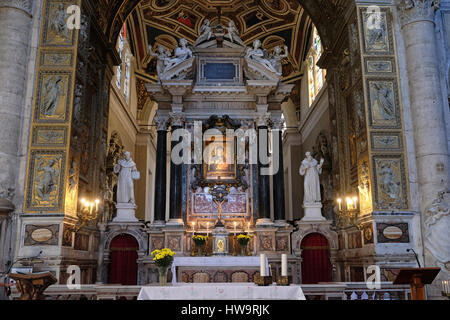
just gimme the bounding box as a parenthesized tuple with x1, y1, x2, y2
(337, 198, 342, 211)
(260, 254, 267, 276)
(192, 221, 196, 231)
(206, 222, 210, 233)
(247, 222, 251, 232)
(281, 254, 288, 276)
(443, 280, 450, 294)
(234, 222, 237, 235)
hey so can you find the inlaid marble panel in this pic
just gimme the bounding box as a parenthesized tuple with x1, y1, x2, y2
(359, 6, 394, 55)
(372, 155, 408, 210)
(34, 71, 72, 123)
(366, 79, 401, 128)
(32, 126, 67, 147)
(25, 150, 66, 211)
(370, 132, 403, 151)
(192, 192, 248, 215)
(41, 0, 76, 47)
(41, 51, 74, 67)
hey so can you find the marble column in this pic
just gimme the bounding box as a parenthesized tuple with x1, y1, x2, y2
(397, 0, 450, 299)
(167, 112, 185, 226)
(0, 1, 32, 202)
(397, 1, 450, 209)
(271, 116, 287, 224)
(153, 115, 169, 225)
(95, 222, 107, 284)
(256, 113, 273, 226)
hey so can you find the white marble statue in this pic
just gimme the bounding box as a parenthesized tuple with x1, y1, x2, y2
(149, 44, 172, 79)
(269, 45, 289, 75)
(194, 19, 213, 46)
(245, 40, 278, 73)
(225, 21, 245, 46)
(165, 38, 193, 70)
(114, 151, 140, 204)
(299, 152, 324, 204)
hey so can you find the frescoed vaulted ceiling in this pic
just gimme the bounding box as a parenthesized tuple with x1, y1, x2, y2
(126, 0, 315, 81)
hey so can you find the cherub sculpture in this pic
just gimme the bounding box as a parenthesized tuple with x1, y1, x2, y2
(245, 40, 278, 73)
(269, 45, 289, 75)
(149, 44, 172, 79)
(225, 21, 245, 46)
(194, 19, 213, 46)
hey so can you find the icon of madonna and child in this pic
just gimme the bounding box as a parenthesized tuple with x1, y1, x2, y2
(204, 141, 236, 180)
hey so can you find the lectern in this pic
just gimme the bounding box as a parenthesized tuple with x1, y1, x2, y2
(9, 272, 57, 300)
(393, 268, 440, 300)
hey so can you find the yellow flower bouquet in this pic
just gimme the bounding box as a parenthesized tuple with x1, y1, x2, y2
(237, 234, 252, 246)
(192, 235, 208, 247)
(237, 234, 252, 256)
(151, 248, 176, 268)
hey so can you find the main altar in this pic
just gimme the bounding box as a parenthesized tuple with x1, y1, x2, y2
(140, 18, 303, 284)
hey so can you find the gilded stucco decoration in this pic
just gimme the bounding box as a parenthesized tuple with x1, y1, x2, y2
(357, 5, 410, 211)
(24, 0, 81, 213)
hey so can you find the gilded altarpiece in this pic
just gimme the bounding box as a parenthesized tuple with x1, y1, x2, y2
(357, 6, 410, 213)
(24, 0, 81, 216)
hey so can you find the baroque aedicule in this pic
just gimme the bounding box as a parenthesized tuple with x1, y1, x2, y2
(146, 24, 294, 261)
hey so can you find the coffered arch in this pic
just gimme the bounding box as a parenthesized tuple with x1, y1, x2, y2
(99, 0, 351, 62)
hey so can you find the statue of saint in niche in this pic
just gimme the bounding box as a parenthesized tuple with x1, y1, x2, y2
(299, 152, 324, 204)
(114, 151, 140, 204)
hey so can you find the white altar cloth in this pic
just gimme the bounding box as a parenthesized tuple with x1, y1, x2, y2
(170, 256, 269, 284)
(138, 283, 306, 300)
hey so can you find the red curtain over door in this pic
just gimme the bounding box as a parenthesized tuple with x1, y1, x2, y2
(301, 233, 331, 284)
(109, 234, 139, 285)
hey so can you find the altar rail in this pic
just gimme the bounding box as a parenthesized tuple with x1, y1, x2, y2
(8, 282, 411, 300)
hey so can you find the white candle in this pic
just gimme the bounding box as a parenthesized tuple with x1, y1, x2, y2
(260, 254, 267, 277)
(281, 254, 288, 277)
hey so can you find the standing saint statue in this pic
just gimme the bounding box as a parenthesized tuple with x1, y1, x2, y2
(299, 152, 324, 204)
(114, 151, 140, 204)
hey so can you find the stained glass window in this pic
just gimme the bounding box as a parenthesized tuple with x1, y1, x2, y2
(115, 24, 132, 104)
(307, 26, 326, 106)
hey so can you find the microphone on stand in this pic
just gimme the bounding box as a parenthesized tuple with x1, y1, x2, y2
(406, 248, 421, 268)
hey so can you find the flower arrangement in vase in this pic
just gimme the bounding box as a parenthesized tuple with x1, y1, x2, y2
(237, 234, 252, 256)
(192, 235, 208, 256)
(151, 248, 176, 286)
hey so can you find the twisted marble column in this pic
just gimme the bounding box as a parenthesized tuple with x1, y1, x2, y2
(0, 1, 33, 202)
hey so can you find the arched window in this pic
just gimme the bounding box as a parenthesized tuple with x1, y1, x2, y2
(115, 24, 132, 103)
(307, 27, 326, 106)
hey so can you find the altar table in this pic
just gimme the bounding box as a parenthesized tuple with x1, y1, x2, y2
(138, 283, 306, 300)
(170, 256, 269, 284)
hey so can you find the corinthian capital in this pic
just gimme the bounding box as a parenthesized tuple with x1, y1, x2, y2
(255, 113, 271, 128)
(0, 0, 32, 15)
(154, 115, 169, 131)
(396, 0, 440, 26)
(169, 112, 185, 127)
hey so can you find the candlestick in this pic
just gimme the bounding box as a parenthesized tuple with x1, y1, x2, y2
(260, 254, 267, 277)
(281, 254, 288, 277)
